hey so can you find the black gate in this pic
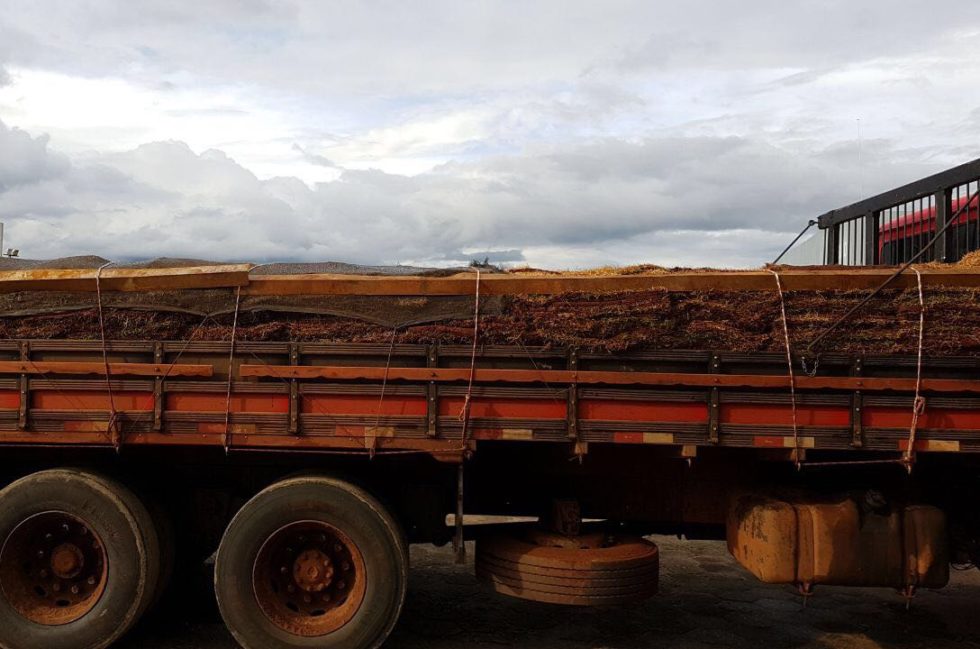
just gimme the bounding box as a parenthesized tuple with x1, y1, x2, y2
(817, 158, 980, 265)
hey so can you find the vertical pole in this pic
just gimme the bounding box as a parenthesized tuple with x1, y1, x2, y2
(824, 223, 839, 264)
(454, 463, 465, 564)
(153, 342, 164, 432)
(863, 211, 879, 265)
(934, 188, 952, 262)
(426, 344, 438, 438)
(288, 344, 299, 434)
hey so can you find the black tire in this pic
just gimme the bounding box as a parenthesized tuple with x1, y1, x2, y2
(144, 499, 175, 611)
(476, 534, 659, 606)
(0, 468, 161, 649)
(215, 476, 407, 649)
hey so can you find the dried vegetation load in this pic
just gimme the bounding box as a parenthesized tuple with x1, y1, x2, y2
(0, 256, 979, 357)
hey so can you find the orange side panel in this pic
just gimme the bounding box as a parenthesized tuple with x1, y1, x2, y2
(753, 436, 790, 448)
(579, 400, 707, 422)
(722, 404, 849, 426)
(302, 394, 426, 416)
(472, 429, 504, 440)
(166, 393, 289, 413)
(438, 397, 565, 419)
(0, 390, 20, 409)
(864, 407, 980, 430)
(612, 432, 645, 444)
(33, 390, 153, 411)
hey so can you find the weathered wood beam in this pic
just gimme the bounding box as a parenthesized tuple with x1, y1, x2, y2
(0, 265, 252, 293)
(238, 365, 980, 394)
(244, 268, 980, 296)
(0, 361, 213, 377)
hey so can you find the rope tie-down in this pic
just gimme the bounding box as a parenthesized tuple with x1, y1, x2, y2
(768, 269, 802, 469)
(773, 264, 931, 472)
(222, 286, 242, 454)
(903, 269, 927, 473)
(368, 327, 399, 459)
(454, 268, 481, 564)
(95, 262, 121, 451)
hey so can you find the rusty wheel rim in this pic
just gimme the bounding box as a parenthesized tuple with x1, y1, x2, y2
(252, 520, 366, 637)
(0, 511, 108, 625)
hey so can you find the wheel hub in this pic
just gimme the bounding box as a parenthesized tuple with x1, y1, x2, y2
(50, 543, 85, 579)
(0, 512, 108, 625)
(252, 521, 366, 637)
(292, 549, 334, 592)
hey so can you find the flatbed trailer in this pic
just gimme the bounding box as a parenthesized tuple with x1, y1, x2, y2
(0, 261, 979, 649)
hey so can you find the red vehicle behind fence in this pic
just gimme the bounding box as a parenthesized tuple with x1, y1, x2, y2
(879, 194, 980, 264)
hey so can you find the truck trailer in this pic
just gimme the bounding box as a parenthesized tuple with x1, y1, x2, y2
(0, 164, 979, 649)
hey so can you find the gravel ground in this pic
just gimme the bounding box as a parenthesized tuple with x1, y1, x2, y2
(122, 535, 980, 649)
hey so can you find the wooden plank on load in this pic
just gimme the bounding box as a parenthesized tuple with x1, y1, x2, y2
(0, 265, 252, 293)
(0, 361, 213, 377)
(239, 365, 980, 394)
(244, 268, 980, 296)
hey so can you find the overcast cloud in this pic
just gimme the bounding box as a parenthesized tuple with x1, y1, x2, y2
(1, 1, 979, 267)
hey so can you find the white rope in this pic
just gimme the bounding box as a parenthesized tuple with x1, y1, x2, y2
(458, 269, 481, 441)
(222, 286, 242, 454)
(769, 269, 801, 469)
(95, 262, 120, 449)
(904, 268, 926, 472)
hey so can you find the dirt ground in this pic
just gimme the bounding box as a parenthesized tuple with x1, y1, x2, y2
(121, 535, 980, 649)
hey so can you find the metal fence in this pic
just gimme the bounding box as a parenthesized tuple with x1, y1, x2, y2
(816, 158, 980, 265)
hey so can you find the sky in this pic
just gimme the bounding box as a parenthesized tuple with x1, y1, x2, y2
(1, 1, 979, 268)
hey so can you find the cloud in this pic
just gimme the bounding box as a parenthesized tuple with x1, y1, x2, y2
(0, 118, 941, 268)
(1, 2, 979, 269)
(0, 120, 70, 192)
(0, 65, 9, 87)
(292, 143, 336, 168)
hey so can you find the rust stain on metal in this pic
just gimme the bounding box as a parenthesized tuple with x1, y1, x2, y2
(0, 511, 109, 625)
(726, 493, 949, 589)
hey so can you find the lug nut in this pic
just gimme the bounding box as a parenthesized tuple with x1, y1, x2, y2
(70, 585, 79, 595)
(87, 576, 96, 585)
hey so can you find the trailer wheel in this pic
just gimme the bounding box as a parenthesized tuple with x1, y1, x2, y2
(0, 469, 161, 649)
(215, 476, 407, 649)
